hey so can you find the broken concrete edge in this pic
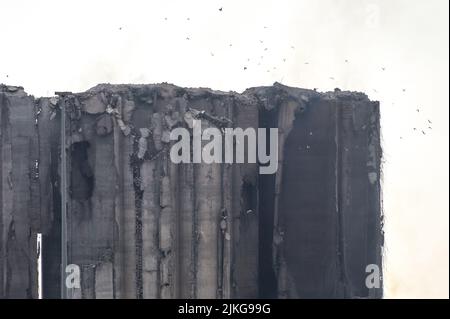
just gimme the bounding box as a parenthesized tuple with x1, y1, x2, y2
(1, 81, 377, 149)
(1, 81, 374, 106)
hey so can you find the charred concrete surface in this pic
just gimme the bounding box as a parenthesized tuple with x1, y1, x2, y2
(0, 83, 383, 299)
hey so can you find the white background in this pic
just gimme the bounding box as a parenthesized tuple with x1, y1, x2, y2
(0, 0, 448, 298)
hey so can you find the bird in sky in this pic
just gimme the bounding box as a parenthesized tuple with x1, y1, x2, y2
(219, 7, 223, 11)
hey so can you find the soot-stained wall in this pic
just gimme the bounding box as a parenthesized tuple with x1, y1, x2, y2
(0, 82, 382, 299)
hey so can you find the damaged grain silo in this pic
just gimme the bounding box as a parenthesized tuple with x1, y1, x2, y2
(0, 82, 383, 299)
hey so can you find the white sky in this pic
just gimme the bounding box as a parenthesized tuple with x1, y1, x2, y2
(0, 0, 448, 298)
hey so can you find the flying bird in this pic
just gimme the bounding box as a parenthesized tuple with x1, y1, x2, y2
(219, 7, 223, 11)
(244, 66, 247, 70)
